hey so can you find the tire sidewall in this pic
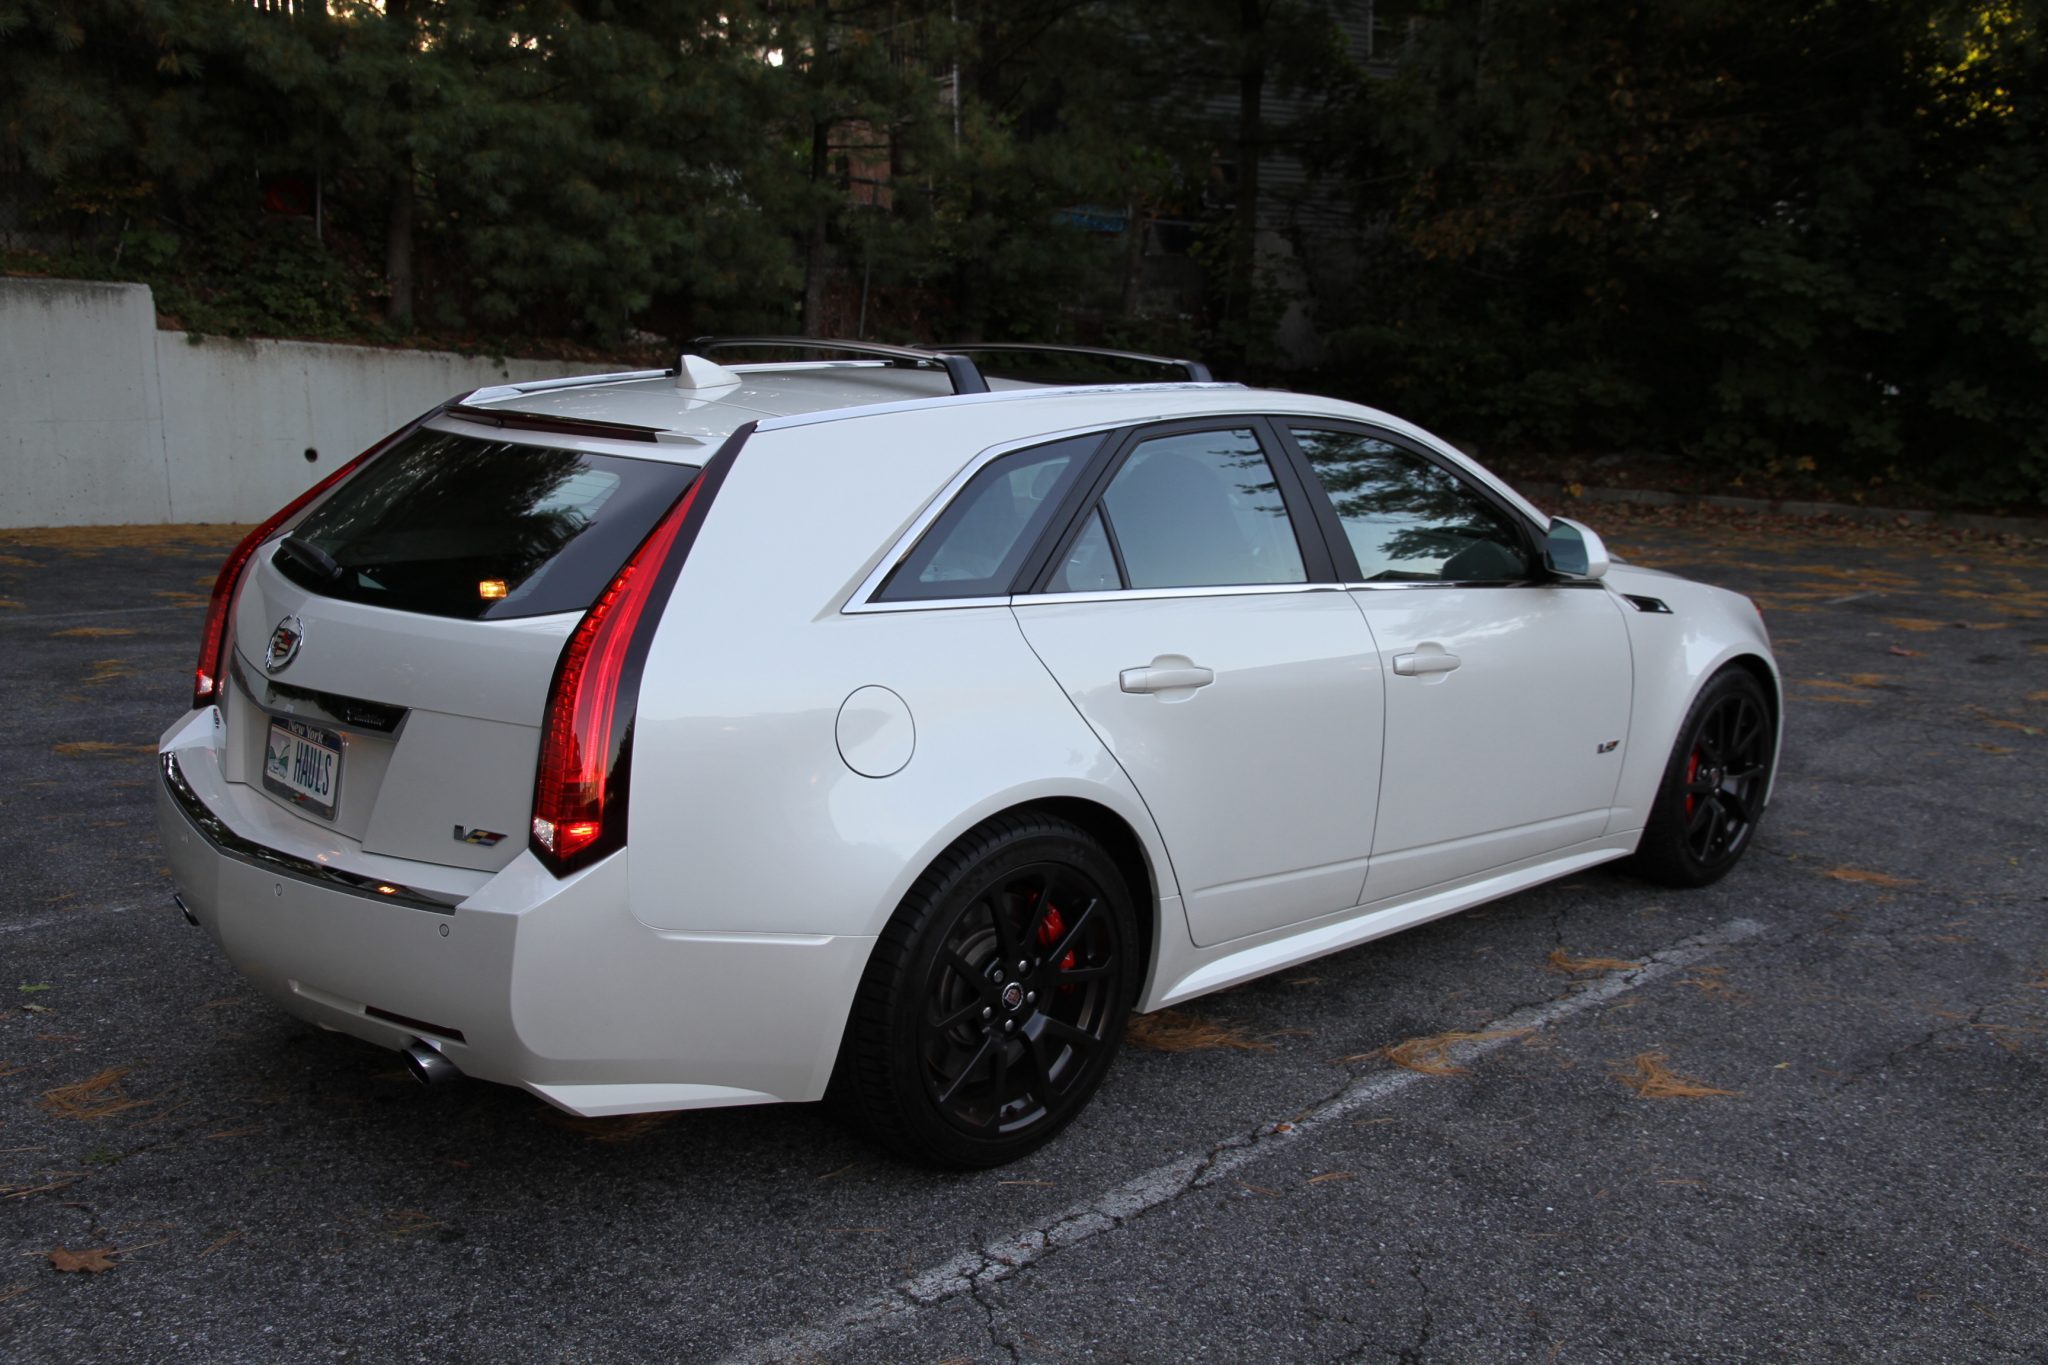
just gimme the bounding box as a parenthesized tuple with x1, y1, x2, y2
(878, 820, 1137, 1167)
(1641, 668, 1775, 886)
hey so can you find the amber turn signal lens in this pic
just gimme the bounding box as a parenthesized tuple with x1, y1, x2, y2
(478, 579, 508, 600)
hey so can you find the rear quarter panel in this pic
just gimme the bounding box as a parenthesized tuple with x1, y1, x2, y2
(624, 414, 1181, 948)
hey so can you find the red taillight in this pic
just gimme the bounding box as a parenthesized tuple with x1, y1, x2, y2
(192, 449, 375, 710)
(529, 474, 706, 875)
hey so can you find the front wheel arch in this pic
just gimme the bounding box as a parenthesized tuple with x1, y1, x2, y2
(1627, 662, 1778, 887)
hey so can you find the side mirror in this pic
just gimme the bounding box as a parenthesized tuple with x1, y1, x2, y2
(1544, 516, 1610, 580)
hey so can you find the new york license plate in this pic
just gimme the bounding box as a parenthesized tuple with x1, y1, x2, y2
(263, 718, 343, 820)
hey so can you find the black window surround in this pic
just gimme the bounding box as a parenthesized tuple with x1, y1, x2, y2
(1269, 420, 1549, 587)
(1021, 417, 1341, 595)
(851, 413, 1568, 612)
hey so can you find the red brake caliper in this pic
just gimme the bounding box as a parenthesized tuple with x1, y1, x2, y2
(1685, 750, 1701, 819)
(1036, 903, 1077, 991)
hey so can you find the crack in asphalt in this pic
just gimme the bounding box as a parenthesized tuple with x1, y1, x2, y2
(720, 918, 1766, 1364)
(1397, 1254, 1436, 1364)
(966, 1270, 1021, 1364)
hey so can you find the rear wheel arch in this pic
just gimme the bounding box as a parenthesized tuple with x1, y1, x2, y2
(1007, 797, 1158, 1003)
(832, 806, 1143, 1165)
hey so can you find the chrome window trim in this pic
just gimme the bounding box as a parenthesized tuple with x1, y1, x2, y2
(1012, 582, 1347, 608)
(841, 420, 1141, 615)
(1342, 579, 1612, 592)
(161, 752, 463, 914)
(842, 594, 1014, 616)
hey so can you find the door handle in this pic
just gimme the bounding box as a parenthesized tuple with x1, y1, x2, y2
(1392, 648, 1462, 677)
(1119, 663, 1215, 694)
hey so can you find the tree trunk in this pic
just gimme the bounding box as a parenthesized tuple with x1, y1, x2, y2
(801, 120, 831, 334)
(385, 162, 415, 328)
(383, 0, 416, 328)
(1224, 0, 1266, 375)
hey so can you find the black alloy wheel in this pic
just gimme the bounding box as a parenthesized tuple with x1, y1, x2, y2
(1631, 667, 1776, 887)
(836, 813, 1137, 1167)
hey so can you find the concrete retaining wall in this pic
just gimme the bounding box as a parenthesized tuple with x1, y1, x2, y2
(0, 277, 613, 527)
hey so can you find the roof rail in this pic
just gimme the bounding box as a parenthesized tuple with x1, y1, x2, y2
(689, 336, 989, 396)
(935, 343, 1213, 384)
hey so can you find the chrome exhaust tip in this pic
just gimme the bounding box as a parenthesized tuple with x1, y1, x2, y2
(172, 892, 199, 927)
(402, 1039, 461, 1088)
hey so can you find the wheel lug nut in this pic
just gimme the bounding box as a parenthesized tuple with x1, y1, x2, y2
(1026, 991, 1036, 1005)
(1004, 1019, 1014, 1032)
(993, 970, 1004, 983)
(1017, 960, 1028, 974)
(982, 1006, 992, 1019)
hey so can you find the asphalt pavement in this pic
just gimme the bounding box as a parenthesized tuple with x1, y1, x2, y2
(1, 509, 2044, 1363)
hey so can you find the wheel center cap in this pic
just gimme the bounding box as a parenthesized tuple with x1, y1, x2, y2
(1001, 982, 1026, 1012)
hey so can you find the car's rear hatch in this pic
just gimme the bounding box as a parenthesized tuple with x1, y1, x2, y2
(216, 418, 700, 874)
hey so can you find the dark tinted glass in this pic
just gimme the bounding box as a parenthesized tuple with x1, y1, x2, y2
(275, 428, 698, 620)
(1291, 428, 1530, 582)
(1098, 429, 1304, 589)
(1047, 508, 1121, 592)
(878, 434, 1097, 601)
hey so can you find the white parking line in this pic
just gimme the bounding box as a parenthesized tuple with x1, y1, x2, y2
(722, 916, 1766, 1365)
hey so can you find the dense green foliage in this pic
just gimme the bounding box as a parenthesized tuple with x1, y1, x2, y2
(2, 0, 2042, 504)
(1326, 0, 2048, 506)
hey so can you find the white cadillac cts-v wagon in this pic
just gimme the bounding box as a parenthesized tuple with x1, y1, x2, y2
(157, 340, 1779, 1166)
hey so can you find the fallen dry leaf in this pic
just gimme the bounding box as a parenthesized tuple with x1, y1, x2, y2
(1361, 1028, 1531, 1076)
(1822, 866, 1920, 888)
(40, 1068, 151, 1120)
(2, 524, 250, 551)
(196, 1231, 244, 1260)
(1306, 1171, 1355, 1185)
(1975, 1024, 2040, 1055)
(1127, 1009, 1275, 1052)
(83, 659, 136, 686)
(541, 1110, 674, 1144)
(51, 627, 136, 639)
(1548, 949, 1643, 974)
(1887, 644, 1925, 657)
(51, 742, 156, 758)
(47, 1247, 117, 1274)
(1678, 967, 1739, 999)
(1612, 1052, 1740, 1099)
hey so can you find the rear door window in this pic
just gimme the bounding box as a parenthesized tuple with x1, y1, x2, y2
(1047, 428, 1308, 591)
(274, 427, 698, 619)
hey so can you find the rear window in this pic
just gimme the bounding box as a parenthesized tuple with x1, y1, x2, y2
(876, 434, 1100, 602)
(273, 428, 698, 620)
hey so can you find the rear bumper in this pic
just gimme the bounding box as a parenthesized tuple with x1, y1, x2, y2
(155, 709, 872, 1116)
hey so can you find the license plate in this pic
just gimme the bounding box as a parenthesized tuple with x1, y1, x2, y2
(262, 719, 344, 820)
